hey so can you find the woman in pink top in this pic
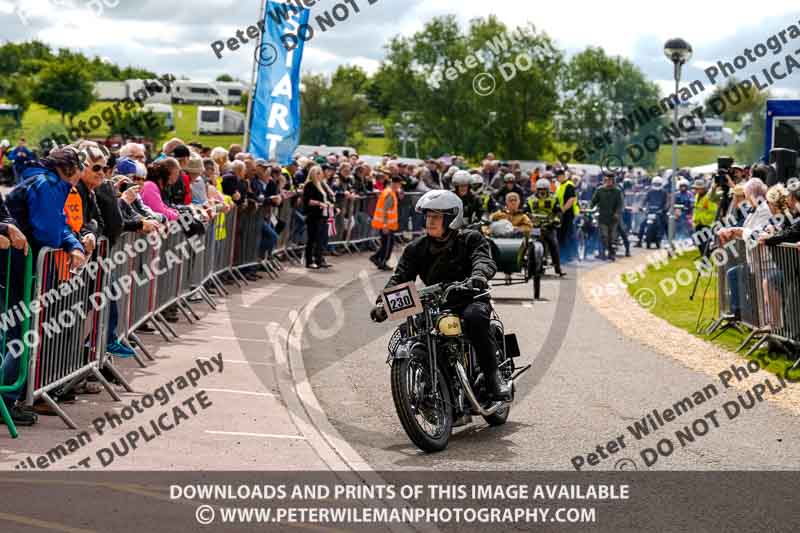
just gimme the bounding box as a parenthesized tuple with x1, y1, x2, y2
(141, 158, 180, 221)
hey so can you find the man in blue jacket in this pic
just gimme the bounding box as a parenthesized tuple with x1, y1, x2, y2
(1, 146, 88, 426)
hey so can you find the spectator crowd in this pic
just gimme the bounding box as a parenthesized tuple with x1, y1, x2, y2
(2, 134, 799, 429)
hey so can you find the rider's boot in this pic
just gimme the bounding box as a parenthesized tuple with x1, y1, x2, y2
(485, 368, 512, 402)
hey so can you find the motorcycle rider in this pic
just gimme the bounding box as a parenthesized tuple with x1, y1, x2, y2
(525, 178, 565, 276)
(452, 170, 481, 224)
(494, 173, 525, 207)
(370, 190, 511, 401)
(635, 176, 668, 247)
(471, 174, 496, 219)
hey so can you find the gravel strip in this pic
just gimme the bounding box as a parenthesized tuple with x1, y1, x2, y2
(578, 254, 800, 415)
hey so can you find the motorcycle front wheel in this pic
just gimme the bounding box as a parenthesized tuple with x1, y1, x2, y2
(391, 357, 453, 452)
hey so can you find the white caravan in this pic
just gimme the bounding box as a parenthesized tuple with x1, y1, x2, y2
(142, 103, 175, 131)
(197, 106, 245, 134)
(172, 81, 224, 105)
(214, 82, 247, 106)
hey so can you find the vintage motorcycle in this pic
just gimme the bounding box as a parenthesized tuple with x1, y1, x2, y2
(383, 280, 530, 452)
(643, 206, 663, 249)
(575, 202, 599, 262)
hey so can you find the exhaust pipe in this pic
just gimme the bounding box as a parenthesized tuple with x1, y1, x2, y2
(454, 361, 508, 417)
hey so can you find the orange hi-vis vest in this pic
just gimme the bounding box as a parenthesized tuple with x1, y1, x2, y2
(371, 188, 399, 231)
(56, 187, 84, 280)
(64, 187, 83, 233)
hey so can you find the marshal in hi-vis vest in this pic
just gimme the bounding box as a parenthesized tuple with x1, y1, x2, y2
(371, 188, 399, 231)
(556, 179, 580, 216)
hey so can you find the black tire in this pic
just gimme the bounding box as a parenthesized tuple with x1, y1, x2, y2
(533, 275, 541, 300)
(390, 358, 452, 453)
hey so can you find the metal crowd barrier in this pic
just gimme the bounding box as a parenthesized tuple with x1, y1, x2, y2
(8, 188, 432, 433)
(25, 238, 123, 429)
(711, 241, 800, 362)
(0, 248, 34, 438)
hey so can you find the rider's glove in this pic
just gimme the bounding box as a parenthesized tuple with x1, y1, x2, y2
(370, 304, 388, 323)
(467, 275, 488, 291)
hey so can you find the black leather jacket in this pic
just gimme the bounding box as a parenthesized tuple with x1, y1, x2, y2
(384, 229, 497, 290)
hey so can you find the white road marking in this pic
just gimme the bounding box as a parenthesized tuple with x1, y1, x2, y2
(197, 357, 274, 367)
(205, 431, 306, 440)
(204, 388, 277, 398)
(210, 335, 267, 343)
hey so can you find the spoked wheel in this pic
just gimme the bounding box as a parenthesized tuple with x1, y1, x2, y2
(391, 357, 453, 452)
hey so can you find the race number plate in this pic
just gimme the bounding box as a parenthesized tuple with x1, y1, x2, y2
(381, 282, 423, 321)
(533, 228, 542, 237)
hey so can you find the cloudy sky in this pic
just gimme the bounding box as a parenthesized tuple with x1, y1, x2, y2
(1, 0, 799, 101)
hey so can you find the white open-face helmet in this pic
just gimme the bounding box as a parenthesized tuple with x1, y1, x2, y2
(452, 170, 472, 187)
(651, 176, 664, 189)
(470, 173, 484, 192)
(415, 190, 464, 230)
(536, 178, 550, 191)
(0, 139, 9, 149)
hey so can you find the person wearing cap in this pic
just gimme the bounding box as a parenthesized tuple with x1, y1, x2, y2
(494, 173, 525, 208)
(115, 158, 167, 223)
(590, 172, 624, 261)
(555, 168, 579, 262)
(370, 175, 403, 270)
(187, 152, 210, 206)
(167, 143, 192, 206)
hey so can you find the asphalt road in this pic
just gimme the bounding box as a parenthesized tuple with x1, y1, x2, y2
(302, 253, 800, 471)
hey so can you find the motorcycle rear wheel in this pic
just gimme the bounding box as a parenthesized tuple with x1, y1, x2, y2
(391, 358, 453, 452)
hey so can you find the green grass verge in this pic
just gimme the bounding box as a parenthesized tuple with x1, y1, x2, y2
(15, 102, 247, 149)
(625, 250, 800, 379)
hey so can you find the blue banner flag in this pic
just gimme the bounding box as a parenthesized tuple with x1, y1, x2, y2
(247, 1, 310, 164)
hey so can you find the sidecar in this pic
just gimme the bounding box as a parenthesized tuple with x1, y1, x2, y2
(482, 221, 544, 301)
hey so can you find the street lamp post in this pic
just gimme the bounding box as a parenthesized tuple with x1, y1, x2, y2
(664, 38, 693, 246)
